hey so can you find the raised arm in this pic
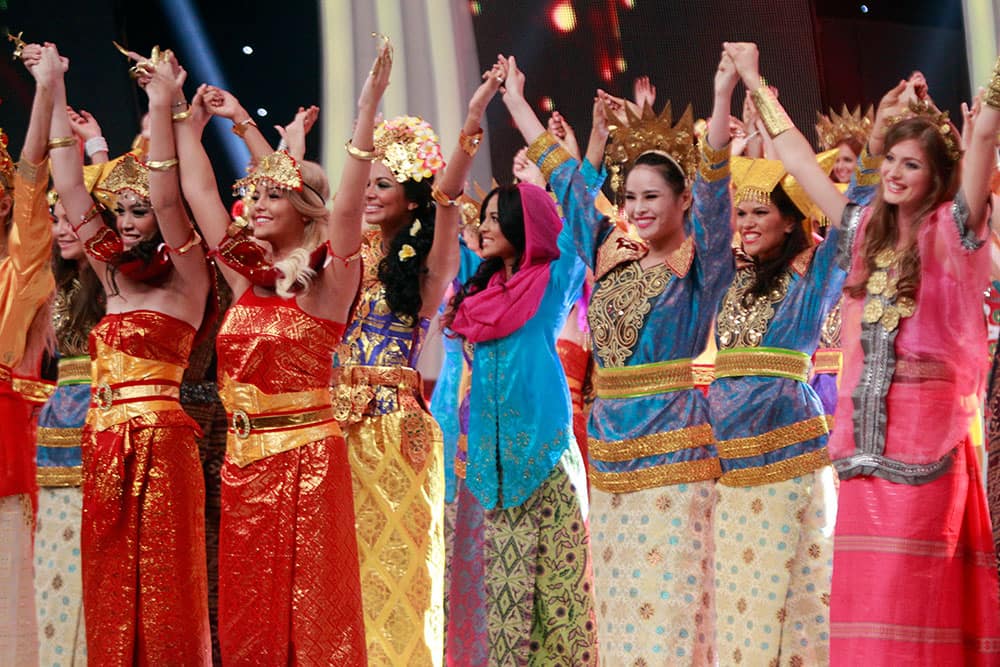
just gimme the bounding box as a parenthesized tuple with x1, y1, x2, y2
(502, 55, 547, 146)
(331, 41, 392, 258)
(203, 85, 273, 159)
(275, 105, 319, 162)
(67, 106, 109, 164)
(962, 58, 1000, 233)
(725, 42, 849, 226)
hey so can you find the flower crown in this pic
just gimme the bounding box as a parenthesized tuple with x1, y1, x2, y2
(815, 104, 874, 151)
(373, 115, 445, 183)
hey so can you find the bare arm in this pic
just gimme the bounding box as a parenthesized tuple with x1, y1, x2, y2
(275, 105, 318, 162)
(962, 79, 1000, 234)
(19, 44, 54, 166)
(502, 55, 547, 146)
(203, 86, 273, 159)
(707, 51, 737, 150)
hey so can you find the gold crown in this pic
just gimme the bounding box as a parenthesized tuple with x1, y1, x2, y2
(603, 101, 698, 203)
(0, 129, 14, 194)
(815, 105, 874, 151)
(887, 100, 962, 162)
(233, 151, 303, 195)
(94, 153, 149, 205)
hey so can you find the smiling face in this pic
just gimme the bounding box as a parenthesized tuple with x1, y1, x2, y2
(114, 192, 158, 250)
(833, 142, 857, 184)
(249, 184, 307, 251)
(879, 138, 933, 214)
(52, 201, 84, 261)
(477, 195, 517, 266)
(364, 161, 416, 230)
(623, 164, 690, 247)
(736, 199, 794, 261)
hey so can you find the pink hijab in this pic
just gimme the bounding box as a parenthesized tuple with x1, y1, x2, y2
(450, 183, 562, 343)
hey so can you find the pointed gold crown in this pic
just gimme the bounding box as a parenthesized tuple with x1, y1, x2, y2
(95, 153, 150, 205)
(604, 101, 698, 204)
(233, 151, 303, 195)
(815, 104, 874, 151)
(0, 129, 14, 194)
(457, 180, 496, 229)
(887, 100, 962, 162)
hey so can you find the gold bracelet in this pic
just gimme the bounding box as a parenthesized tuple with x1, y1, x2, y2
(984, 59, 1000, 111)
(431, 186, 462, 207)
(166, 228, 202, 255)
(344, 140, 378, 161)
(459, 128, 484, 157)
(232, 118, 258, 138)
(146, 158, 179, 171)
(750, 84, 794, 138)
(47, 136, 77, 150)
(172, 109, 192, 122)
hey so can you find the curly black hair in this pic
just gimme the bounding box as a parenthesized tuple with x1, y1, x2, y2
(377, 178, 437, 324)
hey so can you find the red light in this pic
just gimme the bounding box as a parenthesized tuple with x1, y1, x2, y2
(550, 1, 577, 33)
(540, 96, 554, 113)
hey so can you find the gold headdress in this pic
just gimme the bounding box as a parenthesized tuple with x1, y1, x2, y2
(815, 105, 874, 151)
(887, 100, 962, 162)
(457, 180, 495, 229)
(373, 115, 445, 183)
(94, 153, 150, 206)
(232, 151, 303, 195)
(50, 163, 107, 208)
(603, 101, 698, 204)
(0, 129, 13, 194)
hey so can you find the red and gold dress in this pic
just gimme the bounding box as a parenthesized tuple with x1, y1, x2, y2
(82, 310, 211, 666)
(215, 289, 366, 666)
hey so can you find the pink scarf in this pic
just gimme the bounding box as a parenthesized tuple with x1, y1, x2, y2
(450, 183, 562, 343)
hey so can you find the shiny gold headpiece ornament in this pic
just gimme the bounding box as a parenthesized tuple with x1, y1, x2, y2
(113, 42, 174, 80)
(374, 116, 445, 183)
(887, 100, 962, 162)
(457, 179, 498, 229)
(94, 152, 150, 205)
(603, 100, 698, 204)
(815, 104, 874, 151)
(0, 129, 13, 194)
(6, 30, 26, 61)
(232, 151, 303, 196)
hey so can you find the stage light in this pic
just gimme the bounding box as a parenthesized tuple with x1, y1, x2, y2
(860, 4, 869, 13)
(256, 108, 268, 117)
(540, 96, 554, 112)
(242, 45, 253, 55)
(550, 1, 577, 33)
(469, 1, 481, 17)
(617, 56, 627, 73)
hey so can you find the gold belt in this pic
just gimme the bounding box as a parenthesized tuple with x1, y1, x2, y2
(593, 358, 694, 399)
(220, 379, 340, 467)
(37, 426, 84, 448)
(330, 364, 423, 423)
(91, 382, 181, 410)
(0, 363, 11, 386)
(714, 347, 810, 383)
(13, 377, 56, 404)
(37, 465, 83, 487)
(692, 362, 716, 386)
(57, 356, 91, 385)
(812, 348, 841, 375)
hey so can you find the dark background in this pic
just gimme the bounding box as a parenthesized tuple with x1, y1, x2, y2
(1, 0, 971, 189)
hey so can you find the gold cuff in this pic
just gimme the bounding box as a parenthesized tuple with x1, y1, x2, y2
(344, 140, 378, 161)
(172, 108, 192, 122)
(984, 59, 1000, 111)
(166, 227, 202, 255)
(459, 128, 484, 157)
(232, 118, 258, 137)
(699, 136, 730, 165)
(750, 84, 794, 138)
(145, 158, 179, 171)
(47, 136, 77, 150)
(431, 186, 462, 207)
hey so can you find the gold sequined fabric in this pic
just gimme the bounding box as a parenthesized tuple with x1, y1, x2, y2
(716, 268, 791, 349)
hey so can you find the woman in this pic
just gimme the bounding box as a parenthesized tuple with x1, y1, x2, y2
(172, 48, 399, 666)
(445, 179, 595, 665)
(726, 41, 1000, 664)
(329, 59, 502, 664)
(33, 193, 105, 667)
(47, 45, 212, 665)
(506, 54, 737, 663)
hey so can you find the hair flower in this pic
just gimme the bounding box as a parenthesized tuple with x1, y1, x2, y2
(398, 244, 416, 261)
(409, 220, 422, 236)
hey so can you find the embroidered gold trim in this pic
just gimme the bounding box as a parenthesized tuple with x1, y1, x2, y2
(526, 132, 573, 181)
(589, 457, 721, 492)
(36, 465, 83, 488)
(699, 136, 731, 166)
(812, 348, 842, 375)
(37, 427, 84, 448)
(665, 235, 695, 277)
(859, 145, 883, 171)
(594, 228, 648, 281)
(590, 260, 671, 367)
(819, 298, 843, 348)
(692, 362, 716, 386)
(588, 424, 715, 463)
(715, 347, 811, 382)
(0, 364, 11, 385)
(57, 356, 91, 385)
(13, 377, 55, 404)
(716, 269, 790, 349)
(699, 160, 731, 183)
(716, 415, 830, 459)
(857, 170, 881, 187)
(719, 448, 830, 486)
(593, 358, 694, 399)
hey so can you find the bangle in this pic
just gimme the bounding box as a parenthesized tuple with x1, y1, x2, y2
(277, 138, 289, 152)
(172, 109, 192, 122)
(146, 158, 179, 171)
(232, 118, 258, 138)
(166, 228, 202, 255)
(84, 136, 109, 157)
(984, 58, 1000, 111)
(71, 203, 102, 233)
(459, 128, 484, 157)
(750, 84, 794, 139)
(47, 136, 77, 150)
(345, 140, 378, 161)
(431, 186, 462, 207)
(171, 100, 188, 110)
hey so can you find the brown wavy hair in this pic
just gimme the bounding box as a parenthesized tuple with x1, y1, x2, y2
(845, 116, 961, 301)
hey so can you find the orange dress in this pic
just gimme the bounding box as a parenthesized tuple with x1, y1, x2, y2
(82, 310, 210, 666)
(215, 290, 366, 665)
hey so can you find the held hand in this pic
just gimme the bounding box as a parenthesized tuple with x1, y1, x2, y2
(189, 84, 213, 131)
(961, 89, 983, 152)
(870, 79, 909, 155)
(358, 38, 393, 111)
(632, 75, 656, 110)
(512, 147, 545, 188)
(468, 60, 504, 120)
(715, 52, 739, 97)
(144, 56, 186, 106)
(19, 42, 42, 69)
(67, 107, 103, 140)
(548, 111, 580, 159)
(29, 44, 66, 89)
(591, 95, 610, 139)
(722, 42, 760, 90)
(202, 85, 245, 121)
(500, 55, 526, 104)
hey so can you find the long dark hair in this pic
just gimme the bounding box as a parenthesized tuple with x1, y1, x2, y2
(745, 184, 810, 301)
(443, 186, 526, 331)
(378, 178, 436, 324)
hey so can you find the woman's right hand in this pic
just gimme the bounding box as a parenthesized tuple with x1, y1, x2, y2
(548, 110, 581, 159)
(358, 39, 393, 111)
(722, 42, 761, 91)
(870, 79, 910, 155)
(500, 55, 526, 105)
(202, 85, 246, 121)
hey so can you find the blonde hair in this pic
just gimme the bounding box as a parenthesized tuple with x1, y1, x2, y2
(273, 160, 331, 298)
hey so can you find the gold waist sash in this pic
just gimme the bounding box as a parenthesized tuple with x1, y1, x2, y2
(13, 377, 55, 405)
(88, 344, 186, 431)
(0, 363, 11, 386)
(219, 379, 340, 467)
(812, 348, 842, 375)
(593, 358, 694, 399)
(714, 347, 811, 383)
(37, 426, 84, 449)
(57, 356, 91, 385)
(37, 465, 83, 487)
(330, 364, 423, 423)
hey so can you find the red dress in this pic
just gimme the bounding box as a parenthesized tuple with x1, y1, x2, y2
(215, 289, 366, 665)
(82, 310, 211, 666)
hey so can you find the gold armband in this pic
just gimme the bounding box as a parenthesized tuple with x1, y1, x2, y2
(145, 158, 179, 171)
(47, 136, 77, 150)
(172, 109, 192, 122)
(431, 186, 462, 207)
(166, 227, 202, 255)
(344, 140, 378, 161)
(459, 128, 484, 157)
(750, 84, 794, 138)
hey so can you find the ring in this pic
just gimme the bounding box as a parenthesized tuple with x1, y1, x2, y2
(496, 74, 504, 82)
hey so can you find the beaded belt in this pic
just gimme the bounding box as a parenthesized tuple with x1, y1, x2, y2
(714, 347, 811, 383)
(220, 380, 340, 467)
(812, 348, 842, 375)
(593, 358, 694, 399)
